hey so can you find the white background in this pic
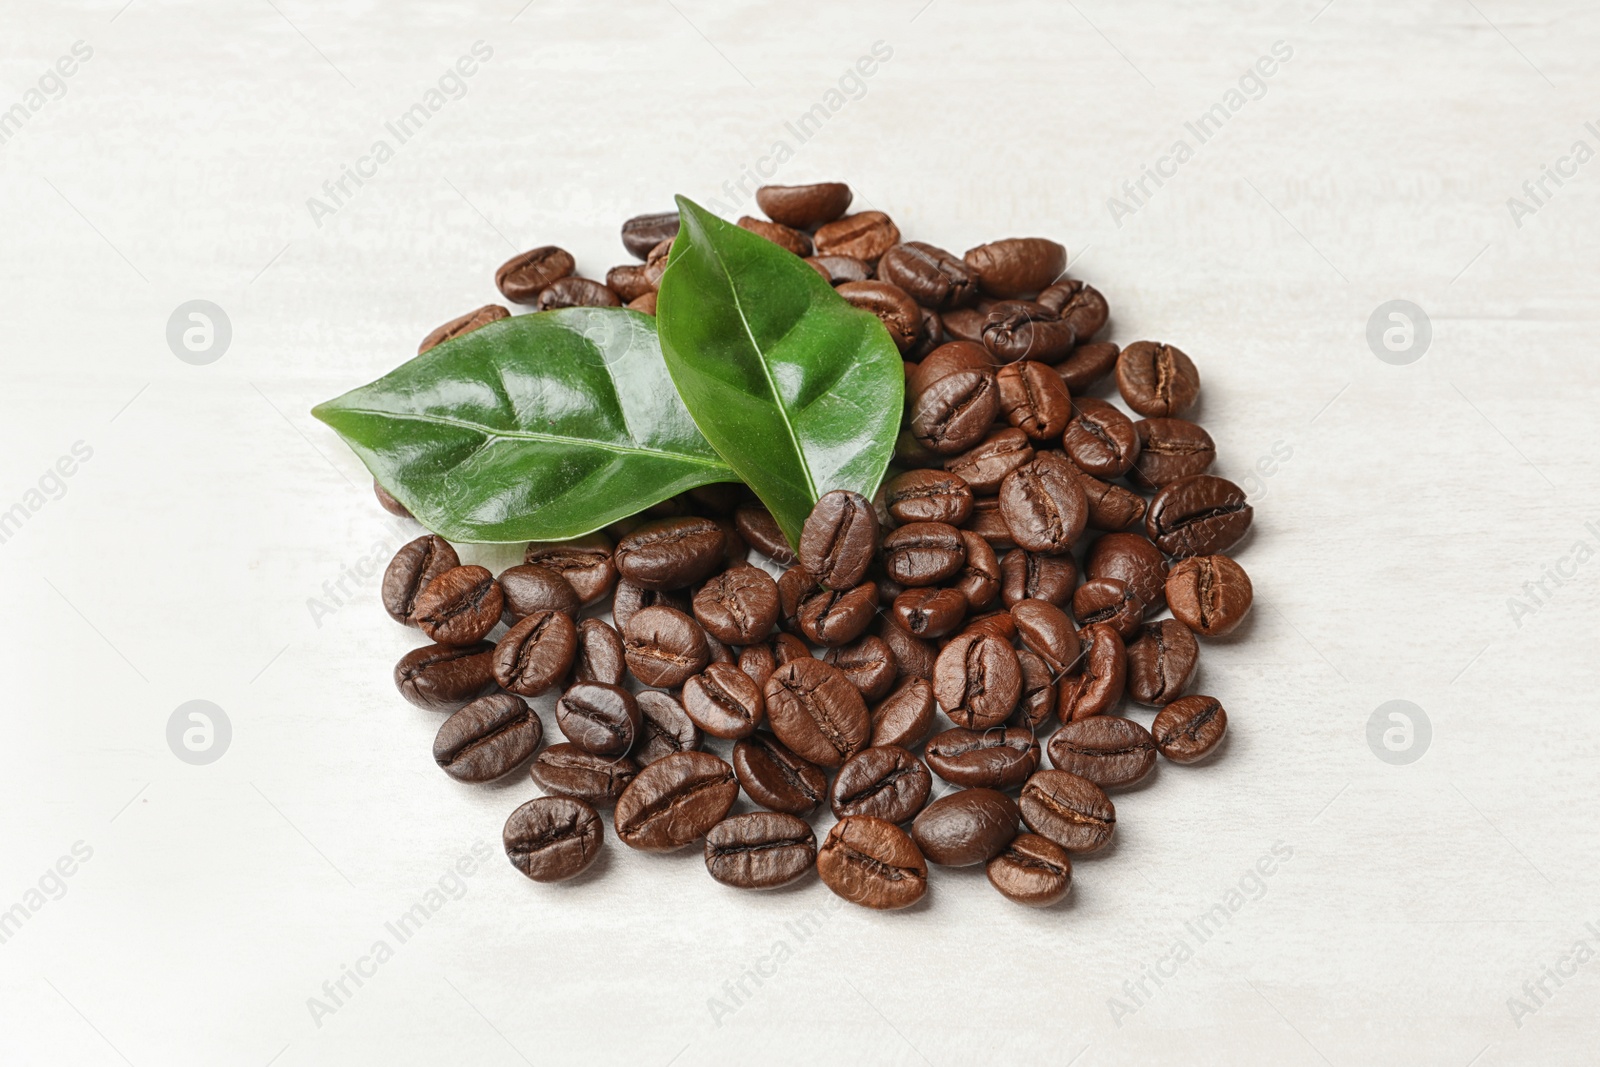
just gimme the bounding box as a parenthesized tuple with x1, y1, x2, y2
(3, 1, 1598, 1064)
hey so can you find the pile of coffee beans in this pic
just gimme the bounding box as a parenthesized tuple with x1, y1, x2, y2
(376, 181, 1252, 908)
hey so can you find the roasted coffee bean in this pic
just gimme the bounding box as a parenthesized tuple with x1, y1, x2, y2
(1019, 770, 1115, 854)
(1070, 578, 1142, 640)
(644, 237, 674, 287)
(621, 211, 679, 259)
(1085, 532, 1168, 612)
(1011, 598, 1081, 675)
(734, 504, 797, 564)
(906, 304, 946, 360)
(933, 631, 1022, 729)
(613, 751, 738, 852)
(925, 726, 1040, 789)
(433, 693, 542, 782)
(799, 490, 879, 589)
(777, 565, 819, 634)
(1048, 715, 1155, 788)
(822, 635, 898, 701)
(682, 663, 766, 740)
(982, 301, 1076, 363)
(738, 215, 813, 256)
(419, 304, 509, 354)
(968, 501, 1017, 555)
(524, 533, 616, 605)
(503, 796, 603, 882)
(732, 731, 828, 816)
(1130, 418, 1216, 489)
(615, 517, 726, 591)
(494, 611, 578, 697)
(374, 479, 411, 518)
(892, 587, 968, 639)
(1166, 554, 1252, 636)
(837, 281, 922, 353)
(629, 288, 658, 314)
(531, 744, 639, 806)
(952, 530, 1002, 611)
(1055, 340, 1120, 393)
(817, 815, 927, 910)
(413, 565, 502, 646)
(1058, 623, 1127, 721)
(877, 241, 977, 309)
(806, 254, 873, 285)
(1035, 279, 1108, 341)
(941, 306, 988, 344)
(383, 535, 460, 625)
(499, 563, 581, 623)
(536, 276, 621, 310)
(606, 263, 655, 302)
(737, 641, 779, 691)
(1152, 695, 1228, 763)
(693, 565, 780, 645)
(1126, 619, 1199, 707)
(1000, 549, 1076, 608)
(909, 340, 996, 396)
(703, 630, 736, 667)
(1063, 397, 1140, 479)
(623, 606, 710, 688)
(964, 237, 1066, 298)
(1076, 468, 1148, 531)
(572, 619, 626, 686)
(997, 360, 1073, 440)
(876, 617, 938, 681)
(884, 469, 973, 525)
(909, 366, 999, 455)
(704, 812, 818, 890)
(871, 677, 936, 748)
(912, 788, 1019, 866)
(796, 582, 878, 647)
(552, 682, 638, 757)
(395, 641, 497, 711)
(756, 181, 853, 228)
(1117, 341, 1201, 418)
(961, 610, 1017, 644)
(987, 833, 1073, 907)
(883, 522, 967, 586)
(771, 631, 811, 666)
(634, 690, 703, 767)
(1146, 475, 1253, 558)
(831, 745, 932, 823)
(813, 210, 900, 262)
(611, 579, 689, 633)
(1013, 648, 1058, 729)
(998, 452, 1087, 554)
(764, 657, 871, 767)
(945, 428, 1033, 492)
(496, 246, 575, 304)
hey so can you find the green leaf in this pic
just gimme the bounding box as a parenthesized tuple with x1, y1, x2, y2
(656, 195, 904, 549)
(312, 308, 736, 543)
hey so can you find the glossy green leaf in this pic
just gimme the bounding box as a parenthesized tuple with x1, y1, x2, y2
(312, 308, 736, 543)
(656, 195, 904, 549)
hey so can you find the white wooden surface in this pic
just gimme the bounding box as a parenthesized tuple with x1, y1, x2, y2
(3, 1, 1598, 1063)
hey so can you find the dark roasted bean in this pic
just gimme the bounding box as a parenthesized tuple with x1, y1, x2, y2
(635, 689, 702, 765)
(419, 304, 509, 354)
(1012, 648, 1058, 729)
(998, 452, 1087, 554)
(1058, 623, 1128, 721)
(883, 521, 967, 586)
(875, 617, 938, 682)
(395, 641, 497, 712)
(1085, 532, 1169, 613)
(891, 587, 968, 639)
(813, 211, 900, 262)
(536, 276, 621, 310)
(837, 280, 922, 353)
(614, 751, 739, 852)
(1117, 340, 1201, 417)
(503, 796, 603, 882)
(414, 565, 502, 646)
(763, 657, 871, 767)
(877, 241, 977, 309)
(621, 211, 679, 259)
(997, 360, 1073, 440)
(1145, 475, 1254, 558)
(912, 788, 1019, 866)
(606, 263, 655, 302)
(817, 815, 928, 910)
(821, 635, 898, 701)
(732, 731, 828, 816)
(951, 530, 1002, 611)
(556, 682, 641, 757)
(799, 490, 879, 589)
(1126, 619, 1199, 707)
(682, 663, 766, 740)
(704, 812, 818, 890)
(383, 535, 459, 626)
(796, 581, 878, 647)
(498, 563, 581, 623)
(908, 340, 996, 397)
(870, 677, 936, 748)
(1035, 279, 1108, 340)
(433, 693, 542, 782)
(693, 565, 781, 645)
(1048, 714, 1155, 787)
(1071, 578, 1143, 640)
(831, 745, 932, 823)
(374, 479, 411, 518)
(884, 469, 973, 525)
(964, 237, 1066, 298)
(739, 215, 813, 256)
(945, 428, 1033, 492)
(987, 833, 1073, 906)
(496, 246, 575, 304)
(805, 254, 873, 285)
(493, 611, 578, 697)
(933, 631, 1022, 729)
(1063, 397, 1140, 479)
(1000, 549, 1076, 609)
(1019, 770, 1115, 854)
(615, 517, 726, 590)
(1055, 340, 1119, 393)
(1152, 695, 1228, 763)
(734, 504, 797, 564)
(622, 606, 710, 688)
(573, 619, 626, 686)
(1130, 418, 1216, 489)
(1011, 598, 1081, 675)
(982, 301, 1076, 363)
(756, 182, 853, 228)
(909, 367, 999, 455)
(524, 533, 616, 605)
(737, 641, 779, 691)
(611, 579, 689, 634)
(1076, 467, 1149, 532)
(925, 726, 1040, 789)
(1166, 554, 1253, 636)
(531, 744, 639, 806)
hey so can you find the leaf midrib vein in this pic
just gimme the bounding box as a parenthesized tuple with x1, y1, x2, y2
(331, 406, 731, 469)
